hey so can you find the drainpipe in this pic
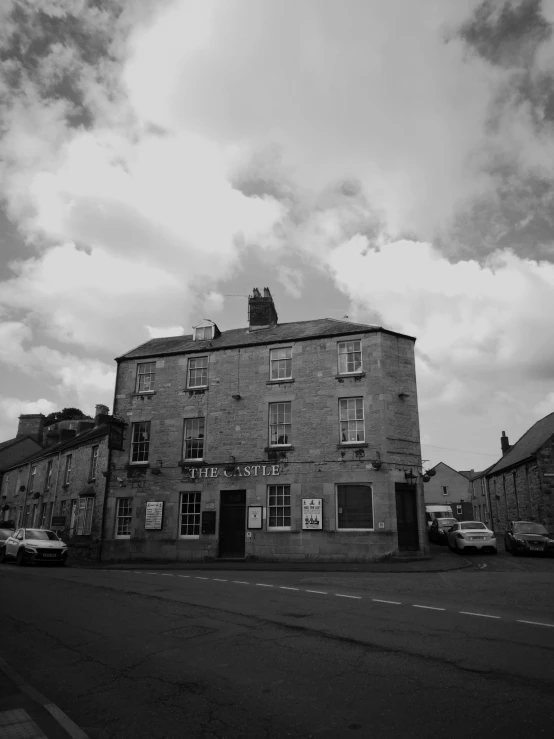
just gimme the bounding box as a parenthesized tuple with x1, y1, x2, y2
(20, 462, 32, 527)
(98, 364, 121, 562)
(51, 448, 63, 531)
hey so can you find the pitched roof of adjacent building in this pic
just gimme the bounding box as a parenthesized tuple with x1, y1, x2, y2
(119, 318, 415, 360)
(429, 462, 472, 478)
(487, 411, 554, 475)
(458, 470, 476, 479)
(3, 423, 111, 472)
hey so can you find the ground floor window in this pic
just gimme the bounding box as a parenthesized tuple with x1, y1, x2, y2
(336, 484, 373, 530)
(115, 498, 132, 538)
(69, 500, 77, 536)
(180, 492, 201, 536)
(267, 485, 291, 529)
(76, 497, 95, 536)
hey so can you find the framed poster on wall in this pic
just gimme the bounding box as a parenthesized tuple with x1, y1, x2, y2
(302, 499, 323, 530)
(145, 501, 163, 530)
(247, 505, 263, 529)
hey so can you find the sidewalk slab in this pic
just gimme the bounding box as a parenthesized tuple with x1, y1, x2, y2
(69, 549, 472, 574)
(0, 658, 91, 739)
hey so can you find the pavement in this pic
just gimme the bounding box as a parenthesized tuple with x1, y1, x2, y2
(0, 657, 90, 739)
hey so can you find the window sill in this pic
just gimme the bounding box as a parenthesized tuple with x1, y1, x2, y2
(337, 528, 374, 532)
(266, 378, 295, 385)
(132, 391, 156, 397)
(179, 535, 200, 539)
(337, 443, 368, 449)
(267, 527, 292, 532)
(335, 372, 366, 380)
(264, 446, 294, 452)
(114, 535, 131, 540)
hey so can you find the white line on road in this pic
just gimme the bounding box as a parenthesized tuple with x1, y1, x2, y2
(145, 572, 158, 575)
(280, 586, 299, 590)
(177, 575, 189, 578)
(413, 605, 446, 611)
(213, 578, 228, 581)
(335, 594, 362, 600)
(517, 619, 554, 628)
(133, 571, 143, 574)
(459, 611, 501, 619)
(195, 576, 208, 579)
(306, 590, 328, 595)
(233, 581, 249, 584)
(161, 574, 174, 577)
(256, 583, 274, 587)
(372, 599, 401, 605)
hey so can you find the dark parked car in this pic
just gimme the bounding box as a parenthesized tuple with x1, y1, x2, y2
(504, 521, 554, 556)
(428, 517, 458, 545)
(0, 528, 14, 558)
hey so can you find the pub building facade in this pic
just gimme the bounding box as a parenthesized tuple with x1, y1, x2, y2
(102, 288, 428, 562)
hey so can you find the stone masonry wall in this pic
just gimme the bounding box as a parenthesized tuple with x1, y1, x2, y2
(103, 330, 426, 562)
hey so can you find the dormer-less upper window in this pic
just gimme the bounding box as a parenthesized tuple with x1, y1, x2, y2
(193, 320, 219, 342)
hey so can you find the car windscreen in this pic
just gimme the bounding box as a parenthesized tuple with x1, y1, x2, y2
(0, 530, 12, 540)
(460, 522, 487, 530)
(438, 519, 457, 527)
(25, 529, 59, 541)
(514, 523, 548, 535)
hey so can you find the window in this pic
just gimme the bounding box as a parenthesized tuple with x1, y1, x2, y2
(115, 498, 132, 538)
(59, 500, 67, 518)
(89, 446, 99, 480)
(456, 505, 462, 515)
(270, 347, 292, 380)
(269, 402, 291, 446)
(69, 500, 77, 535)
(442, 486, 449, 496)
(76, 497, 94, 535)
(339, 398, 365, 443)
(29, 466, 36, 493)
(64, 455, 72, 485)
(180, 492, 201, 536)
(338, 340, 362, 374)
(44, 461, 52, 492)
(183, 418, 205, 460)
(187, 356, 208, 388)
(136, 362, 155, 393)
(337, 484, 373, 530)
(194, 326, 213, 341)
(40, 502, 52, 529)
(268, 485, 291, 529)
(3, 474, 8, 495)
(130, 422, 150, 464)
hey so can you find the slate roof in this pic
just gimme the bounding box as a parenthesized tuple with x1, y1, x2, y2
(119, 318, 415, 361)
(487, 411, 554, 475)
(458, 470, 476, 479)
(3, 423, 111, 472)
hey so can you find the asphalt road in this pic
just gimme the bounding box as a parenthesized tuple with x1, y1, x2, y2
(0, 555, 553, 739)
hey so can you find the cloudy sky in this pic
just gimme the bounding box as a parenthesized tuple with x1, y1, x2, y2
(1, 0, 554, 473)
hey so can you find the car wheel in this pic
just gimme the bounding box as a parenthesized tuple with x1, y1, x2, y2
(16, 549, 26, 566)
(490, 548, 498, 555)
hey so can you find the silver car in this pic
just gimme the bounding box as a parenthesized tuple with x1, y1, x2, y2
(446, 521, 497, 554)
(0, 528, 68, 566)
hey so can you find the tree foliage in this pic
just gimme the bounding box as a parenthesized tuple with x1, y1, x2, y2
(44, 407, 91, 427)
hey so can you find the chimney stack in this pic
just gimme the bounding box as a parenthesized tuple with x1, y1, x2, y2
(501, 431, 510, 455)
(95, 404, 110, 427)
(248, 286, 278, 330)
(17, 414, 45, 445)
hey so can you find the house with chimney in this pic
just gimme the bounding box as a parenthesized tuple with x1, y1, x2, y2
(101, 287, 428, 563)
(0, 415, 44, 495)
(483, 421, 554, 534)
(423, 462, 473, 520)
(1, 406, 124, 560)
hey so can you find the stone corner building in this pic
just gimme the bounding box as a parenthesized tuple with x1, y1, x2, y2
(102, 288, 427, 562)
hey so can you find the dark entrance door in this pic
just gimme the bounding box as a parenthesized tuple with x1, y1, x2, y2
(395, 483, 419, 551)
(219, 490, 246, 558)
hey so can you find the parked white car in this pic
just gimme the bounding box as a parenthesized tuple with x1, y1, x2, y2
(0, 528, 68, 566)
(446, 521, 497, 554)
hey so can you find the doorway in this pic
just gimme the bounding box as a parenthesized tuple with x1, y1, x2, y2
(395, 483, 419, 551)
(219, 490, 246, 558)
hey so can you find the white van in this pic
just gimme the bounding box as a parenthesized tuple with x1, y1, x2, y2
(425, 505, 454, 530)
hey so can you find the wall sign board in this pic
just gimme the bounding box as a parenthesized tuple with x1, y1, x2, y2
(248, 506, 263, 529)
(302, 499, 323, 530)
(145, 501, 163, 530)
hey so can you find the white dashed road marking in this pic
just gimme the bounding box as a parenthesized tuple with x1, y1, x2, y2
(517, 619, 554, 628)
(459, 611, 501, 619)
(102, 571, 554, 630)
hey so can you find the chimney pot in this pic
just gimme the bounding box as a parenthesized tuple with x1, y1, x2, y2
(501, 431, 510, 455)
(248, 286, 278, 329)
(16, 414, 45, 445)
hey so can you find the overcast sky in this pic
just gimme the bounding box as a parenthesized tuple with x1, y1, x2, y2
(1, 0, 554, 473)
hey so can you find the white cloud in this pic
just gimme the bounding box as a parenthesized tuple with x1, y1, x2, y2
(146, 325, 184, 339)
